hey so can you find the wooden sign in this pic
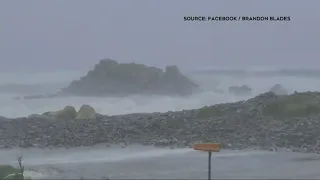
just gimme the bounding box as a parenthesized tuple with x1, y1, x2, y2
(193, 143, 221, 152)
(193, 143, 221, 180)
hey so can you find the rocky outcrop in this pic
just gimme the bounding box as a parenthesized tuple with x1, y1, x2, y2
(2, 92, 320, 153)
(54, 106, 77, 119)
(28, 105, 96, 120)
(75, 105, 96, 120)
(269, 84, 289, 95)
(62, 59, 198, 97)
(228, 85, 252, 96)
(42, 105, 77, 119)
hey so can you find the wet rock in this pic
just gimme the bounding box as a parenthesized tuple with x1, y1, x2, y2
(75, 105, 96, 120)
(269, 84, 289, 95)
(228, 85, 252, 96)
(50, 106, 77, 119)
(56, 106, 77, 119)
(42, 105, 77, 119)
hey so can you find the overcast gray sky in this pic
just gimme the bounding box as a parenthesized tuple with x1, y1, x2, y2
(0, 0, 319, 72)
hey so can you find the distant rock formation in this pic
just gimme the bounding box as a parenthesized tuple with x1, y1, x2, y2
(14, 94, 51, 100)
(13, 92, 65, 100)
(228, 85, 252, 96)
(62, 59, 198, 96)
(269, 84, 288, 95)
(213, 89, 224, 94)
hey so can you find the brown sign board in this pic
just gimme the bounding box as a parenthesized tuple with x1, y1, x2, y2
(193, 143, 221, 152)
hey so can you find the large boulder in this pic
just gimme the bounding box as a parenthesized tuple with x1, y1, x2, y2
(228, 85, 252, 96)
(43, 105, 77, 119)
(269, 84, 289, 95)
(62, 59, 198, 96)
(75, 104, 96, 120)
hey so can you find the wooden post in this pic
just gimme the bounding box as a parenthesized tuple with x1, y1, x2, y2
(208, 151, 212, 180)
(193, 143, 220, 180)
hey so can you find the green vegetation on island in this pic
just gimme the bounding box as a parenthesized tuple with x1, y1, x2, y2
(262, 91, 320, 118)
(197, 91, 320, 118)
(62, 59, 198, 97)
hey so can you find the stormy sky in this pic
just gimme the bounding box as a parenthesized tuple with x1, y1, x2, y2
(0, 0, 319, 72)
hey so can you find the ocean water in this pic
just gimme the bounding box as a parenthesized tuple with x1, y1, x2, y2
(2, 68, 320, 179)
(1, 68, 320, 118)
(3, 146, 320, 179)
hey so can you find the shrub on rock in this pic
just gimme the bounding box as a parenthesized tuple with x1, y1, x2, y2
(197, 105, 225, 118)
(262, 92, 320, 117)
(197, 91, 320, 118)
(0, 165, 23, 180)
(0, 165, 19, 179)
(75, 104, 96, 120)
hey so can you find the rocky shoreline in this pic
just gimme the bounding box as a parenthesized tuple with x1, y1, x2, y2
(1, 92, 320, 153)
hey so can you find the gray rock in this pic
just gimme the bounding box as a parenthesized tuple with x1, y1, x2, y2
(2, 91, 320, 154)
(269, 84, 289, 95)
(42, 105, 77, 119)
(62, 59, 198, 97)
(75, 105, 96, 120)
(228, 85, 252, 96)
(55, 106, 77, 119)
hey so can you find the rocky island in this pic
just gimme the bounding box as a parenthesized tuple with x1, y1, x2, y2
(2, 91, 320, 153)
(62, 59, 198, 97)
(13, 59, 199, 100)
